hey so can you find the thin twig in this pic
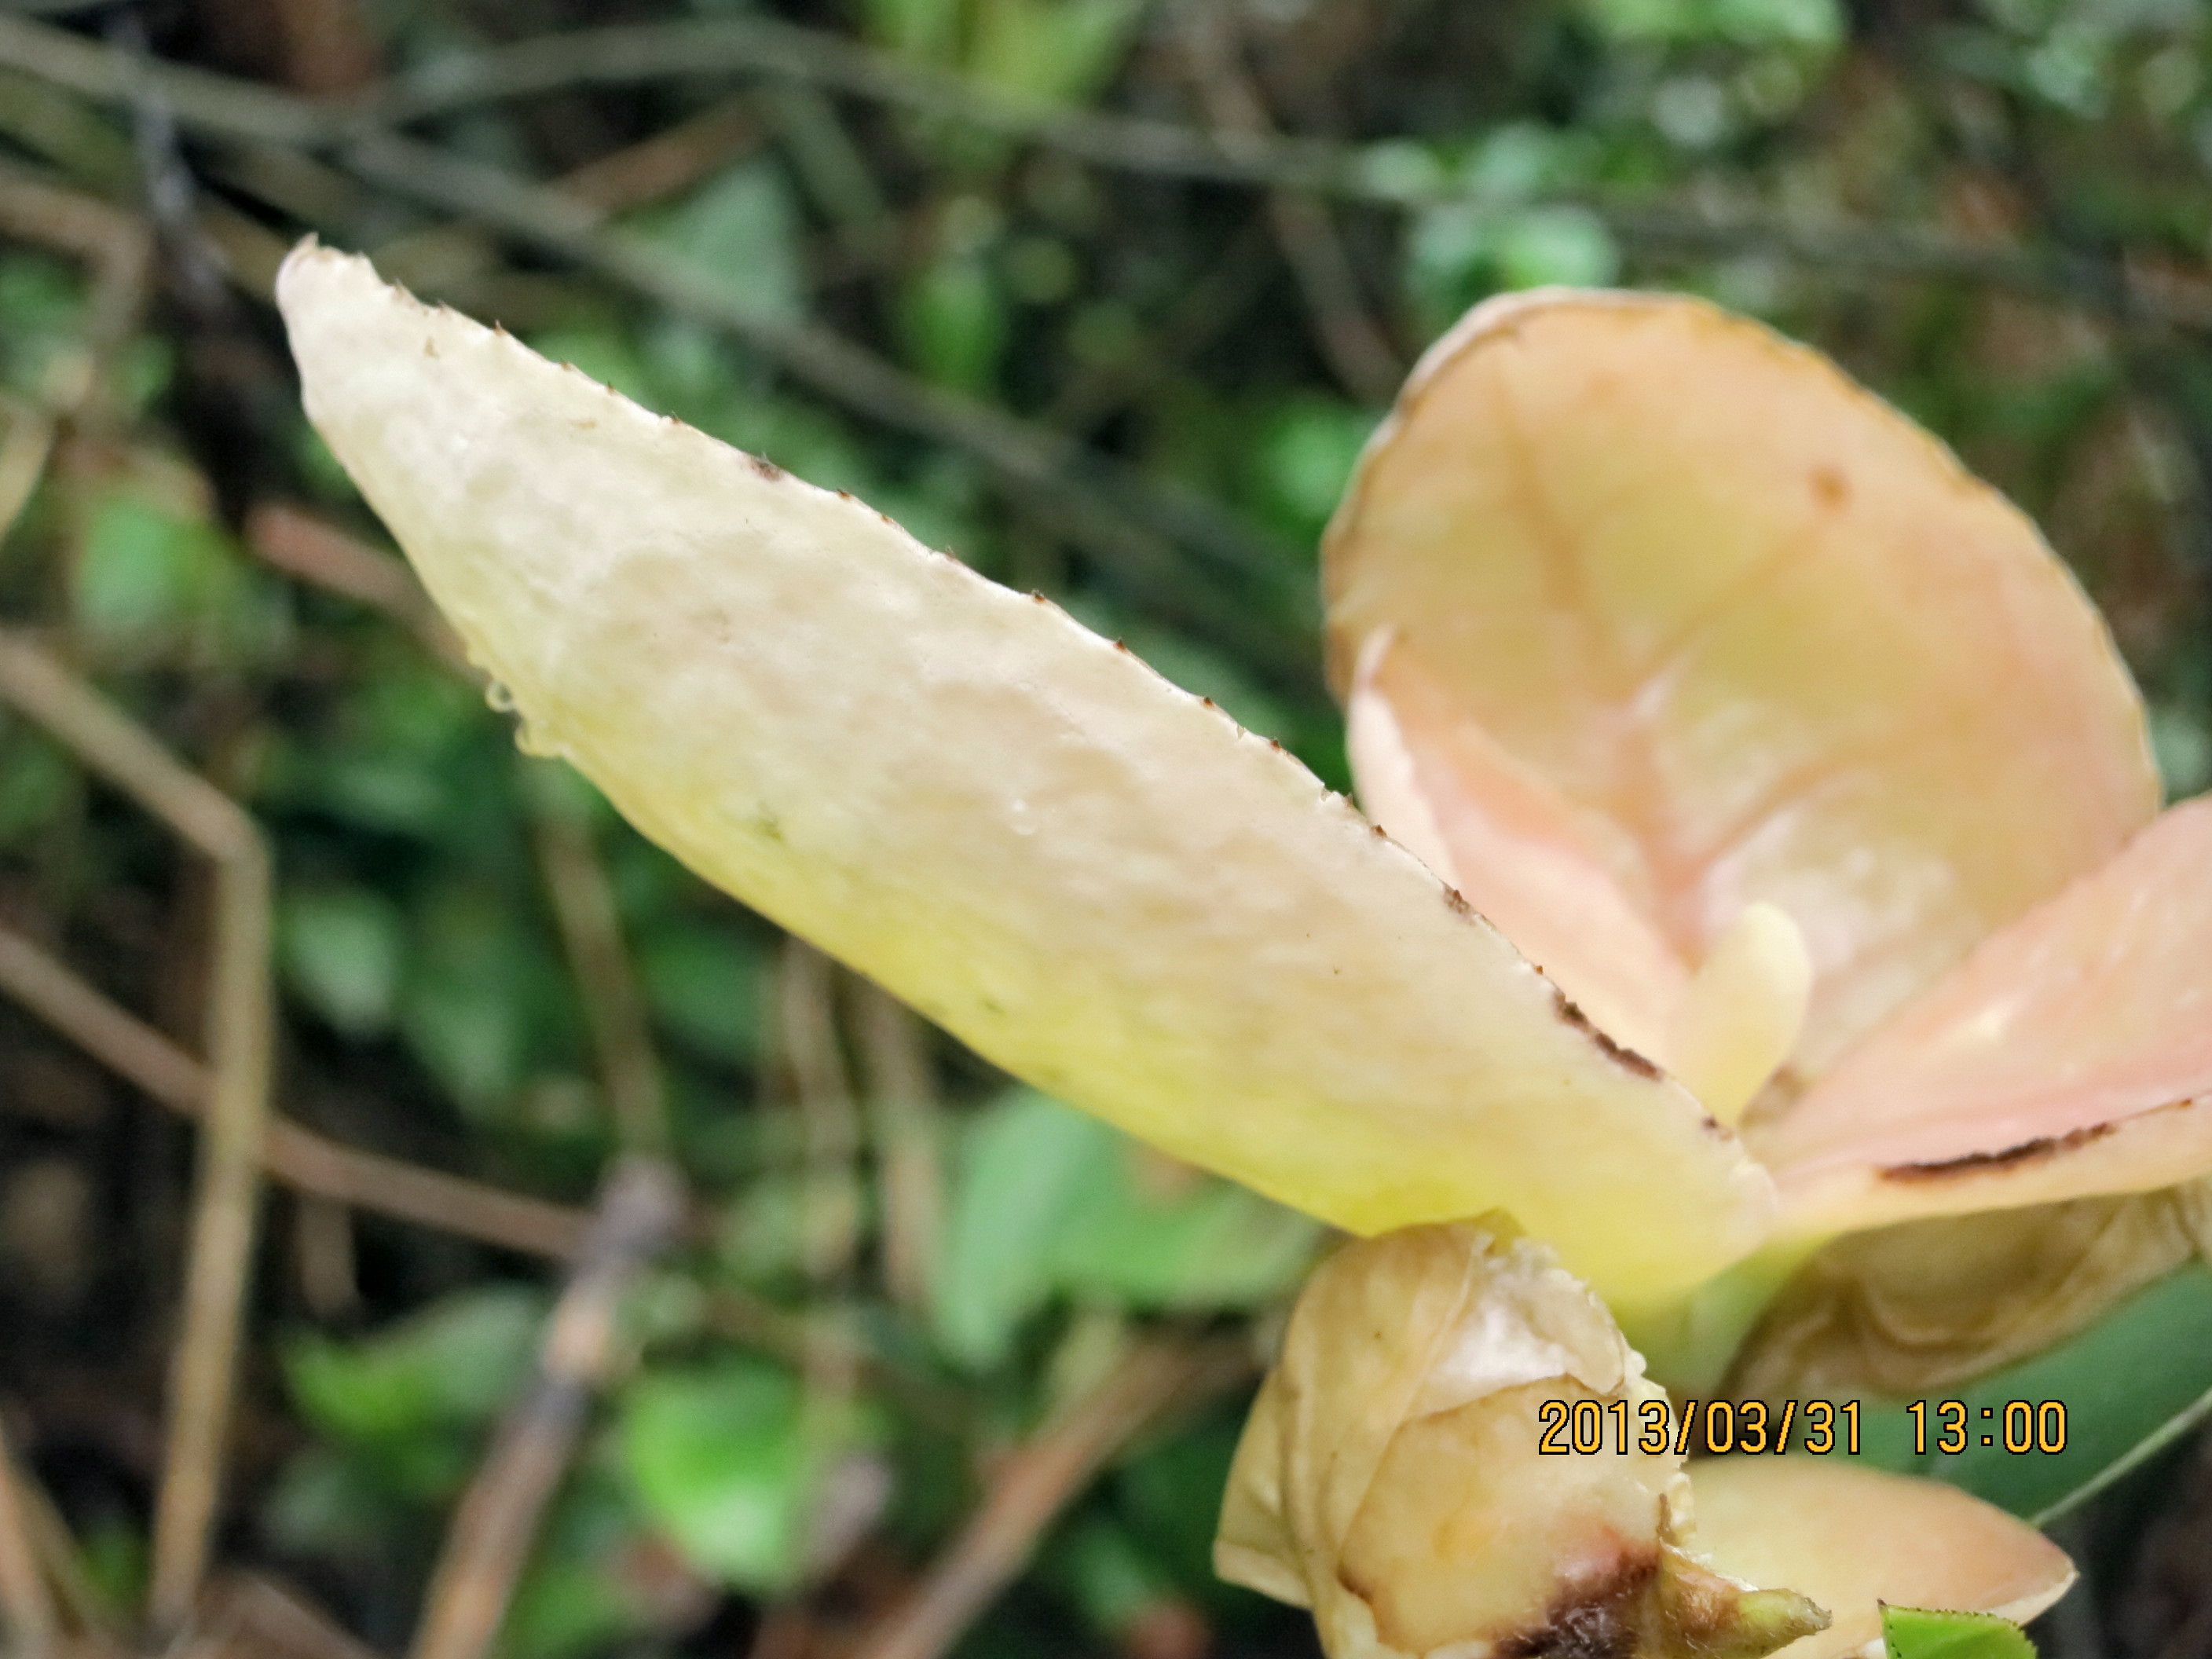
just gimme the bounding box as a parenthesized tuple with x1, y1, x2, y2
(324, 133, 1314, 681)
(1183, 13, 1399, 405)
(0, 916, 591, 1259)
(0, 635, 272, 1635)
(0, 11, 2180, 333)
(529, 773, 672, 1157)
(2, 1438, 116, 1640)
(291, 1192, 363, 1321)
(779, 939, 861, 1286)
(850, 979, 939, 1320)
(555, 95, 764, 222)
(243, 502, 470, 668)
(181, 1573, 386, 1659)
(407, 1159, 684, 1659)
(848, 1335, 1252, 1659)
(0, 1417, 60, 1659)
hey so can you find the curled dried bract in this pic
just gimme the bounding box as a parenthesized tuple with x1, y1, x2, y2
(1216, 1221, 1826, 1659)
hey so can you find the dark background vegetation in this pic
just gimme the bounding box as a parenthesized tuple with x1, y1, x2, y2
(0, 2, 2209, 1658)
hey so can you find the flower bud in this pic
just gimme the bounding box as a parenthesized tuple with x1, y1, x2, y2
(1217, 1220, 1826, 1659)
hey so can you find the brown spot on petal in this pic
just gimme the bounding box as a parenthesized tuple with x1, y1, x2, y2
(1551, 987, 1661, 1080)
(1810, 464, 1849, 508)
(1496, 1554, 1659, 1659)
(1881, 1119, 2121, 1181)
(748, 454, 784, 481)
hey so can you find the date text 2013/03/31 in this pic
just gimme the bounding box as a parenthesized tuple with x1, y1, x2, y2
(1535, 1398, 2070, 1457)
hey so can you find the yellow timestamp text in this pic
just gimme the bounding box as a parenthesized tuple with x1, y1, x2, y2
(1907, 1399, 2067, 1456)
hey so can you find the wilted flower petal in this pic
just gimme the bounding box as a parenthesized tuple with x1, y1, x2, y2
(1730, 1182, 2212, 1397)
(1216, 1221, 1828, 1659)
(1763, 797, 2212, 1236)
(1688, 1460, 2073, 1659)
(1347, 635, 1687, 1063)
(1327, 291, 2157, 1078)
(274, 245, 1774, 1303)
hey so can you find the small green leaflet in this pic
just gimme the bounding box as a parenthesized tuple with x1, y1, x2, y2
(1881, 1606, 2037, 1659)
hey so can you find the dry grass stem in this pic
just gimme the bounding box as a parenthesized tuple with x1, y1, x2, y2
(849, 1336, 1254, 1659)
(0, 635, 273, 1635)
(778, 939, 862, 1287)
(850, 980, 940, 1320)
(177, 1575, 386, 1659)
(555, 96, 764, 220)
(0, 1417, 60, 1658)
(243, 502, 471, 668)
(0, 916, 591, 1259)
(1183, 13, 1400, 405)
(531, 790, 672, 1156)
(407, 1159, 685, 1659)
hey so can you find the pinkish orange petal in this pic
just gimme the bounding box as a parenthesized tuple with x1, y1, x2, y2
(1688, 1459, 2074, 1659)
(1762, 797, 2212, 1236)
(1347, 635, 1687, 1061)
(1326, 291, 2157, 1075)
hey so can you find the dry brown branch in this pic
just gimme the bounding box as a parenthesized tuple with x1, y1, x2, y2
(556, 96, 764, 221)
(849, 1335, 1254, 1659)
(0, 916, 591, 1259)
(530, 778, 671, 1156)
(0, 1417, 60, 1659)
(407, 1159, 684, 1659)
(850, 980, 939, 1320)
(178, 1573, 385, 1659)
(244, 501, 471, 666)
(0, 635, 272, 1635)
(1183, 13, 1399, 405)
(779, 939, 862, 1287)
(0, 9, 2172, 342)
(291, 1191, 363, 1321)
(5, 1450, 116, 1642)
(324, 134, 1311, 679)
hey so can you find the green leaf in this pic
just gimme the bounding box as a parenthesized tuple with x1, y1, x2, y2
(1584, 0, 1843, 47)
(399, 885, 548, 1112)
(1881, 1606, 2038, 1659)
(934, 1092, 1320, 1369)
(621, 1360, 823, 1592)
(1254, 398, 1382, 538)
(280, 887, 405, 1038)
(647, 163, 806, 325)
(934, 1090, 1107, 1367)
(0, 730, 70, 848)
(71, 489, 285, 663)
(967, 0, 1148, 105)
(904, 247, 1008, 395)
(1405, 205, 1618, 335)
(283, 1285, 547, 1444)
(639, 921, 764, 1068)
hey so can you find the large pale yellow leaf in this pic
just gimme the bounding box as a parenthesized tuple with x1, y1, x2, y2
(1688, 1460, 2074, 1659)
(1760, 797, 2212, 1237)
(275, 245, 1775, 1302)
(1327, 291, 2157, 1076)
